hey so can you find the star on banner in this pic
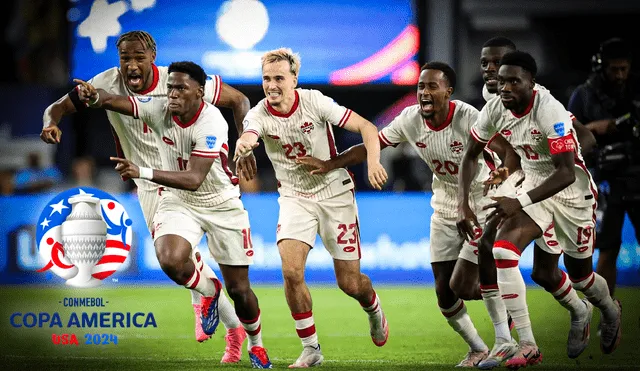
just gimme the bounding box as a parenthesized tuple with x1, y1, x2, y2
(49, 199, 69, 216)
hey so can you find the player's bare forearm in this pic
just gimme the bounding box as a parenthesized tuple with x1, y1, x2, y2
(572, 118, 596, 155)
(525, 151, 576, 204)
(332, 144, 368, 169)
(151, 156, 214, 191)
(97, 90, 135, 117)
(43, 95, 76, 127)
(217, 83, 251, 135)
(488, 135, 521, 173)
(458, 137, 485, 206)
(360, 122, 381, 164)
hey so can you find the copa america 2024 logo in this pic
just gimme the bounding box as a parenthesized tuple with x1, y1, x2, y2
(35, 187, 133, 288)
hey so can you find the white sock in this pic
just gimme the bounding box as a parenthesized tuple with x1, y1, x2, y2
(293, 311, 319, 348)
(572, 272, 618, 321)
(440, 299, 488, 352)
(190, 250, 205, 305)
(360, 291, 383, 320)
(493, 240, 536, 345)
(184, 267, 216, 297)
(480, 284, 511, 343)
(549, 271, 587, 318)
(240, 311, 263, 349)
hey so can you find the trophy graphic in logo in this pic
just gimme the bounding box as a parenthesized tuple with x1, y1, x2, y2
(61, 195, 106, 288)
(36, 188, 133, 287)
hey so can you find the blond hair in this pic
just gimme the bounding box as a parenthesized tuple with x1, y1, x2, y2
(261, 48, 301, 76)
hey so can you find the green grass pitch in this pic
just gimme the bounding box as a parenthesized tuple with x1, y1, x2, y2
(0, 286, 638, 370)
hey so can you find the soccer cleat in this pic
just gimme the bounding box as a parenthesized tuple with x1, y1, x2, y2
(567, 299, 593, 358)
(249, 346, 272, 369)
(600, 299, 622, 354)
(200, 278, 223, 336)
(193, 304, 212, 342)
(369, 310, 389, 347)
(478, 341, 518, 369)
(505, 342, 542, 369)
(289, 345, 324, 368)
(455, 349, 489, 367)
(220, 327, 246, 363)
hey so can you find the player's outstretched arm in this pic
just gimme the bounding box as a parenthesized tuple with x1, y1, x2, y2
(456, 136, 485, 240)
(487, 135, 521, 173)
(110, 155, 214, 191)
(41, 91, 79, 144)
(74, 79, 134, 117)
(217, 83, 251, 136)
(234, 131, 260, 162)
(296, 143, 369, 175)
(341, 112, 387, 190)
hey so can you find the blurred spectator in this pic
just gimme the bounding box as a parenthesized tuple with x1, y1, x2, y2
(568, 37, 640, 296)
(13, 152, 62, 194)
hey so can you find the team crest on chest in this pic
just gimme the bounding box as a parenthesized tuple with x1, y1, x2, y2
(530, 128, 543, 143)
(449, 140, 464, 154)
(300, 122, 314, 134)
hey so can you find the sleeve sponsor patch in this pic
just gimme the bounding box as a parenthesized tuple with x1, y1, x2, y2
(206, 135, 217, 149)
(136, 96, 152, 103)
(553, 122, 565, 136)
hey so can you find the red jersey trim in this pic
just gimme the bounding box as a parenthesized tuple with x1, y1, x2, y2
(378, 131, 398, 147)
(511, 90, 537, 118)
(424, 101, 456, 132)
(548, 133, 576, 155)
(128, 96, 139, 119)
(138, 64, 160, 95)
(470, 127, 489, 144)
(266, 90, 299, 118)
(211, 75, 222, 105)
(173, 101, 205, 128)
(337, 109, 353, 128)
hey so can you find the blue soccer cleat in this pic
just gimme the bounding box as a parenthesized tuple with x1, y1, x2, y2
(249, 346, 272, 369)
(199, 278, 223, 336)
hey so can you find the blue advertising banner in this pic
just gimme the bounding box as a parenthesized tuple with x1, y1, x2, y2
(1, 191, 639, 285)
(70, 0, 419, 85)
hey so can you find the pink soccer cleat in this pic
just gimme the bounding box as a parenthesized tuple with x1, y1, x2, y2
(193, 303, 212, 342)
(505, 342, 542, 369)
(220, 327, 246, 363)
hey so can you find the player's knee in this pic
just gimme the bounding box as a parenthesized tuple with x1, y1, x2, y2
(225, 282, 250, 302)
(155, 243, 190, 275)
(337, 278, 360, 297)
(281, 265, 305, 287)
(530, 265, 554, 289)
(449, 275, 473, 300)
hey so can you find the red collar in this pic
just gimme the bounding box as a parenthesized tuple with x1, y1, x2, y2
(173, 101, 205, 128)
(424, 101, 456, 131)
(511, 90, 537, 118)
(266, 90, 300, 118)
(138, 64, 160, 95)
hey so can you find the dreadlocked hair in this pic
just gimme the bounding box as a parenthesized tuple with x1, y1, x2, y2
(116, 31, 156, 53)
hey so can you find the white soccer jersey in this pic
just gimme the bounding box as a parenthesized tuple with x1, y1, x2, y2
(471, 89, 597, 207)
(243, 89, 355, 200)
(87, 65, 223, 191)
(130, 97, 240, 207)
(378, 101, 489, 218)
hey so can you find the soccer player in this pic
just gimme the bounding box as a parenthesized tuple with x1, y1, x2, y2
(471, 37, 601, 368)
(75, 61, 272, 368)
(40, 31, 249, 361)
(296, 62, 504, 367)
(458, 51, 622, 368)
(233, 48, 389, 368)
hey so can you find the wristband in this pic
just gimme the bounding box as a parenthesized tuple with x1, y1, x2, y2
(139, 167, 154, 180)
(88, 92, 100, 107)
(516, 193, 532, 208)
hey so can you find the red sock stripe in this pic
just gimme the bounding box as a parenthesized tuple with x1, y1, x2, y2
(187, 269, 200, 289)
(556, 284, 573, 299)
(553, 271, 568, 293)
(296, 325, 316, 338)
(493, 240, 521, 256)
(570, 272, 594, 284)
(364, 303, 379, 313)
(239, 310, 261, 324)
(441, 301, 464, 318)
(246, 324, 261, 336)
(361, 291, 377, 308)
(292, 311, 313, 320)
(574, 273, 596, 290)
(480, 284, 499, 291)
(495, 259, 519, 268)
